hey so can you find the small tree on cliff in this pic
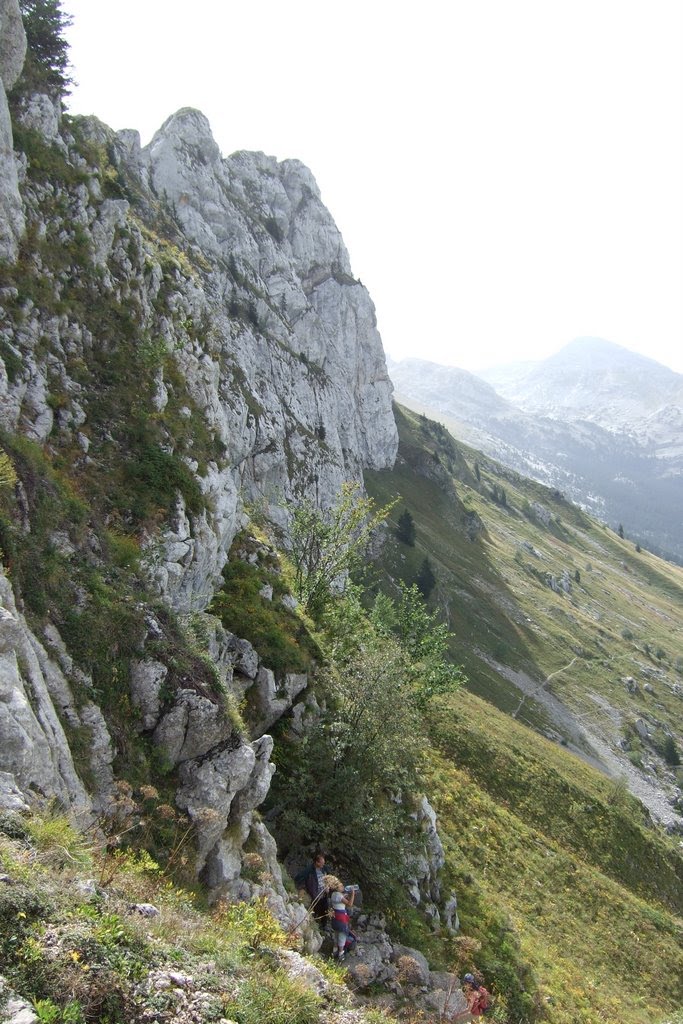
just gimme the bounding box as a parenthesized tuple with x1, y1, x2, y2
(289, 482, 394, 618)
(270, 595, 423, 903)
(372, 583, 464, 709)
(13, 0, 73, 101)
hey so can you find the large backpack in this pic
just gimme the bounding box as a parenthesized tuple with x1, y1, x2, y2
(472, 986, 492, 1015)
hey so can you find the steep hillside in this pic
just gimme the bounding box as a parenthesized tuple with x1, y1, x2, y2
(363, 404, 683, 1020)
(366, 404, 683, 831)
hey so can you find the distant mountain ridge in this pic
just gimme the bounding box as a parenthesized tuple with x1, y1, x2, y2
(480, 337, 683, 456)
(389, 339, 683, 563)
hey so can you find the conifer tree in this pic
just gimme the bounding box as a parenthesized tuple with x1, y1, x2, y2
(396, 508, 416, 546)
(13, 0, 73, 100)
(416, 556, 436, 599)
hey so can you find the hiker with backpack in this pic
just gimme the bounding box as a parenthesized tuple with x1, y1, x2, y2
(462, 972, 492, 1017)
(324, 874, 358, 961)
(294, 851, 329, 924)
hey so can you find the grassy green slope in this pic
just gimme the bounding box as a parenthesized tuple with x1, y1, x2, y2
(424, 715, 683, 1024)
(366, 404, 683, 751)
(366, 404, 683, 1024)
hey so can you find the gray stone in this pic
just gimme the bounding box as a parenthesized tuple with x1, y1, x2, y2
(406, 796, 444, 907)
(0, 770, 28, 811)
(0, 572, 90, 816)
(177, 738, 259, 867)
(130, 658, 168, 731)
(2, 999, 38, 1024)
(251, 667, 308, 735)
(196, 734, 275, 885)
(0, 0, 26, 89)
(75, 879, 98, 897)
(443, 891, 460, 933)
(225, 634, 259, 680)
(635, 718, 650, 740)
(130, 902, 160, 918)
(16, 91, 60, 140)
(391, 945, 431, 987)
(153, 689, 233, 766)
(420, 973, 468, 1019)
(277, 949, 329, 995)
(90, 198, 129, 266)
(0, 0, 25, 261)
(78, 702, 115, 807)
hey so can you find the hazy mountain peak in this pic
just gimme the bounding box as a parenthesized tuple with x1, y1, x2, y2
(480, 336, 682, 420)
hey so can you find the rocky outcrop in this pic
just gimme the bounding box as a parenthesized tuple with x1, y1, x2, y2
(0, 0, 26, 261)
(343, 913, 469, 1018)
(0, 974, 38, 1024)
(136, 108, 397, 607)
(0, 570, 94, 816)
(0, 0, 24, 89)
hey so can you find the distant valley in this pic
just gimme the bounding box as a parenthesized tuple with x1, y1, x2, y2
(389, 338, 683, 564)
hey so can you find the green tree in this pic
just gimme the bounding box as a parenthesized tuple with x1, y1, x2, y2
(289, 482, 393, 618)
(270, 592, 423, 902)
(618, 523, 624, 539)
(395, 508, 416, 546)
(662, 736, 681, 767)
(371, 583, 464, 709)
(12, 0, 73, 101)
(490, 484, 507, 507)
(415, 556, 436, 599)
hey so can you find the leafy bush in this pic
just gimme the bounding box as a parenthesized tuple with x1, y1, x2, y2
(225, 969, 321, 1024)
(289, 482, 393, 618)
(268, 591, 426, 908)
(371, 583, 464, 708)
(214, 897, 286, 952)
(23, 814, 92, 869)
(415, 556, 436, 598)
(657, 734, 681, 767)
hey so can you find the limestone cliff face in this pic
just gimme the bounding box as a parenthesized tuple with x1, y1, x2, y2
(0, 0, 25, 261)
(0, 8, 398, 925)
(0, 570, 92, 814)
(0, 102, 397, 611)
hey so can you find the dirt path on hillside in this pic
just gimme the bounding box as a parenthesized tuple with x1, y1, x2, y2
(477, 651, 683, 831)
(511, 657, 579, 723)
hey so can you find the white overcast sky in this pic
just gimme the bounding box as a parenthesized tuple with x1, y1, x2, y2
(61, 0, 683, 374)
